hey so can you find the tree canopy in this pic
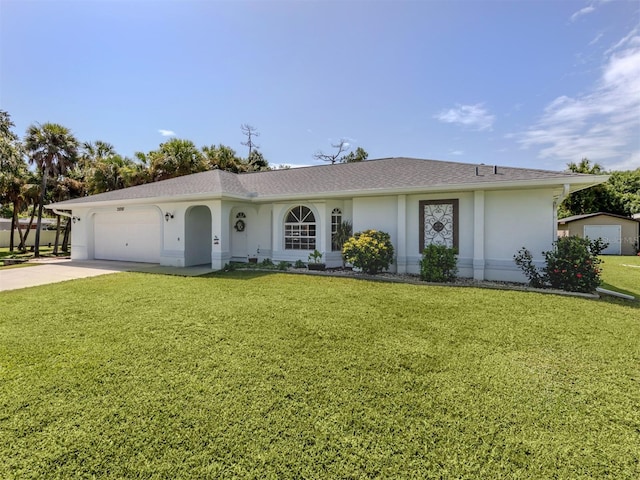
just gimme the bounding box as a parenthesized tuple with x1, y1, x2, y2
(558, 158, 640, 218)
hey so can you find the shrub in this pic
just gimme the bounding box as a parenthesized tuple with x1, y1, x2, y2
(420, 244, 458, 282)
(543, 236, 607, 292)
(514, 247, 545, 288)
(514, 236, 608, 293)
(260, 258, 274, 267)
(308, 249, 323, 264)
(277, 261, 290, 271)
(294, 259, 306, 269)
(342, 229, 394, 275)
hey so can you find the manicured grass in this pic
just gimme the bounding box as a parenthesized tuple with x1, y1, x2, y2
(1, 271, 639, 478)
(599, 254, 640, 299)
(0, 246, 60, 259)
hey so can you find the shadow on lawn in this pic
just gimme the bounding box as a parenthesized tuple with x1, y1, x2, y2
(203, 270, 279, 281)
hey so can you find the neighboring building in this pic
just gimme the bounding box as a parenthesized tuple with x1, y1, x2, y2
(47, 157, 608, 282)
(558, 212, 640, 255)
(0, 218, 59, 248)
(0, 218, 56, 231)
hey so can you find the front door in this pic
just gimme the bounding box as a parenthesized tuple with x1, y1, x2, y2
(231, 211, 248, 260)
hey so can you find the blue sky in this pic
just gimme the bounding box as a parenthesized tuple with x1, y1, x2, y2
(1, 0, 638, 171)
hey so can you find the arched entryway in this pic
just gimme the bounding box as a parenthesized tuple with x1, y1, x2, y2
(185, 205, 212, 266)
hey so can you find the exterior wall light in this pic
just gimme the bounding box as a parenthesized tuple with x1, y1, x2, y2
(164, 212, 174, 222)
(72, 216, 81, 224)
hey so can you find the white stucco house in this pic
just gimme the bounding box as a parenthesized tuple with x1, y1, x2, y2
(46, 157, 608, 282)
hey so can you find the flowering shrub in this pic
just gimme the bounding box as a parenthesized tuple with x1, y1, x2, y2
(342, 229, 394, 274)
(514, 236, 608, 293)
(420, 244, 458, 282)
(543, 236, 607, 292)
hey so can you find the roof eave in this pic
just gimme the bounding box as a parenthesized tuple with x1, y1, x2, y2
(45, 191, 251, 209)
(249, 175, 611, 202)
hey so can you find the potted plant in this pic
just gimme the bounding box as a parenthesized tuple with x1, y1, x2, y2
(307, 249, 326, 271)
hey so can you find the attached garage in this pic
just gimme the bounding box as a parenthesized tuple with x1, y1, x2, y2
(558, 212, 640, 256)
(93, 208, 161, 263)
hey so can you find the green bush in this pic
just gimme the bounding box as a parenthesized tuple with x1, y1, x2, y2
(277, 261, 290, 271)
(420, 244, 458, 282)
(543, 236, 607, 292)
(342, 229, 394, 274)
(514, 236, 608, 293)
(260, 258, 274, 267)
(294, 259, 306, 269)
(513, 248, 545, 288)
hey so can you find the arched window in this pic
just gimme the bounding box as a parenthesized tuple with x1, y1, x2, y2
(331, 208, 342, 251)
(284, 206, 316, 250)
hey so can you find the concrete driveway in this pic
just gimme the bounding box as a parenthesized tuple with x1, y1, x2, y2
(0, 259, 214, 292)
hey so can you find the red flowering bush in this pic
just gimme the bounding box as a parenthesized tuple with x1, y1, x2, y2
(543, 236, 607, 292)
(514, 236, 608, 293)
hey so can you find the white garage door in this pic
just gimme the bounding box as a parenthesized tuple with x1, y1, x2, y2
(584, 225, 621, 255)
(94, 209, 161, 263)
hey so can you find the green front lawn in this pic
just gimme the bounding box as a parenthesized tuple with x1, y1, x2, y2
(599, 254, 640, 298)
(1, 265, 639, 478)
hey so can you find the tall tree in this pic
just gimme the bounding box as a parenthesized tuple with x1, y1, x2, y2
(313, 139, 350, 164)
(0, 110, 27, 250)
(147, 138, 205, 181)
(558, 158, 618, 218)
(202, 144, 244, 173)
(240, 124, 260, 157)
(313, 140, 368, 164)
(24, 123, 79, 257)
(246, 149, 270, 172)
(86, 154, 141, 194)
(607, 168, 640, 215)
(341, 147, 368, 163)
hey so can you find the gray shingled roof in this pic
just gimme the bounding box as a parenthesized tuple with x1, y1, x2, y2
(558, 212, 640, 223)
(49, 157, 604, 207)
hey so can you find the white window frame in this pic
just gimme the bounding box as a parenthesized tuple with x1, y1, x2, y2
(284, 206, 316, 250)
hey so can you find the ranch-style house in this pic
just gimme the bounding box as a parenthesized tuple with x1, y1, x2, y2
(47, 157, 608, 282)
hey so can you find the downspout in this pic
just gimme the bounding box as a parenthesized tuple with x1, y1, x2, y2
(52, 209, 72, 218)
(552, 184, 571, 241)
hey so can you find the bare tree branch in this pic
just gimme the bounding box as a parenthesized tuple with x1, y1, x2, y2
(240, 124, 260, 156)
(313, 138, 350, 164)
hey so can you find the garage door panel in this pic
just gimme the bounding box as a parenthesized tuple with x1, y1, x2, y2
(584, 225, 621, 255)
(94, 210, 161, 263)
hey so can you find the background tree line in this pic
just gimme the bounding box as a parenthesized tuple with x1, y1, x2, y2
(0, 112, 274, 256)
(4, 108, 636, 258)
(558, 158, 640, 218)
(1, 111, 370, 257)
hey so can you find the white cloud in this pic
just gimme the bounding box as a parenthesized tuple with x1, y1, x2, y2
(570, 5, 595, 22)
(518, 28, 640, 170)
(450, 150, 464, 156)
(434, 103, 495, 131)
(588, 32, 604, 46)
(158, 129, 175, 137)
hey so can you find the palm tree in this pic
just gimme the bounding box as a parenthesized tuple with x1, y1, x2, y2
(0, 109, 26, 251)
(16, 179, 41, 251)
(24, 123, 79, 257)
